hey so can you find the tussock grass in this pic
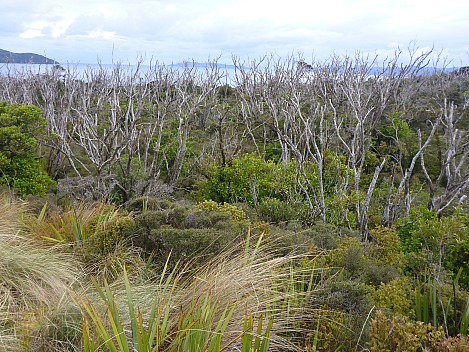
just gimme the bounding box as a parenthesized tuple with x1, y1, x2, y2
(1, 194, 332, 350)
(74, 237, 319, 351)
(0, 196, 83, 351)
(24, 200, 145, 284)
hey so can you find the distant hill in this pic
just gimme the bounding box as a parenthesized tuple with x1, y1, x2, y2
(0, 49, 58, 64)
(169, 62, 242, 70)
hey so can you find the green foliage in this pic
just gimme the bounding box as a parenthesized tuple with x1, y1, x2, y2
(194, 199, 247, 222)
(148, 227, 236, 267)
(300, 222, 344, 250)
(377, 113, 418, 160)
(443, 211, 469, 289)
(198, 153, 325, 223)
(125, 197, 175, 213)
(200, 153, 296, 206)
(256, 196, 308, 223)
(305, 278, 374, 351)
(412, 271, 469, 336)
(111, 156, 147, 203)
(325, 280, 374, 315)
(241, 315, 273, 352)
(29, 201, 142, 283)
(369, 310, 446, 351)
(264, 141, 283, 161)
(372, 277, 415, 317)
(82, 205, 135, 254)
(152, 125, 197, 181)
(0, 102, 54, 196)
(128, 201, 249, 271)
(327, 237, 400, 287)
(397, 209, 469, 288)
(396, 206, 437, 252)
(369, 226, 405, 270)
(79, 207, 139, 282)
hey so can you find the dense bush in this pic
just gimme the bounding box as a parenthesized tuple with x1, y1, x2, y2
(0, 102, 54, 196)
(397, 209, 469, 288)
(369, 310, 446, 351)
(199, 153, 298, 206)
(129, 200, 249, 270)
(372, 277, 415, 317)
(327, 236, 400, 287)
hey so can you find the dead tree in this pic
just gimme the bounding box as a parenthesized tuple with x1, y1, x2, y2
(421, 99, 469, 216)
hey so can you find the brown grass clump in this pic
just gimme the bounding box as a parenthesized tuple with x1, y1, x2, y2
(74, 235, 319, 351)
(0, 195, 82, 351)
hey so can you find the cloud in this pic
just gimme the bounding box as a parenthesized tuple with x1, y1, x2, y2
(1, 0, 468, 65)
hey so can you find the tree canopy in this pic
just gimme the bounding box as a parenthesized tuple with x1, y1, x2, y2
(0, 102, 54, 196)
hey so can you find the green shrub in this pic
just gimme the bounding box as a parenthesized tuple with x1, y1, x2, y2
(130, 201, 249, 271)
(311, 310, 366, 352)
(369, 226, 405, 270)
(306, 280, 374, 351)
(83, 206, 135, 255)
(369, 310, 446, 351)
(125, 197, 175, 213)
(397, 210, 469, 289)
(327, 236, 400, 287)
(254, 225, 315, 256)
(0, 102, 54, 196)
(256, 197, 301, 223)
(194, 200, 247, 222)
(166, 205, 190, 228)
(183, 210, 212, 228)
(149, 227, 233, 264)
(300, 222, 344, 250)
(325, 280, 374, 314)
(372, 277, 415, 317)
(199, 153, 297, 206)
(206, 211, 231, 226)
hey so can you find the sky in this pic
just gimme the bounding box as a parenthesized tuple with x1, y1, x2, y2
(2, 0, 469, 66)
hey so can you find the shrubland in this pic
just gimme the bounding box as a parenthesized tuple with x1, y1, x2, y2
(0, 48, 468, 350)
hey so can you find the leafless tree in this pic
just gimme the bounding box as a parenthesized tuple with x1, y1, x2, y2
(0, 50, 466, 217)
(421, 99, 469, 216)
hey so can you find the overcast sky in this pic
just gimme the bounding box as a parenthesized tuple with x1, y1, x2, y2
(2, 0, 469, 66)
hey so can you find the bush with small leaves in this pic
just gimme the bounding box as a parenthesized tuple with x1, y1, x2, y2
(305, 280, 374, 351)
(125, 196, 175, 212)
(83, 209, 135, 256)
(183, 210, 212, 229)
(128, 200, 250, 271)
(369, 226, 405, 270)
(147, 226, 240, 269)
(325, 280, 374, 315)
(0, 102, 54, 196)
(300, 221, 348, 250)
(194, 200, 247, 222)
(256, 197, 303, 223)
(369, 310, 446, 351)
(438, 334, 469, 351)
(397, 209, 469, 289)
(327, 235, 401, 287)
(312, 310, 366, 352)
(372, 277, 415, 317)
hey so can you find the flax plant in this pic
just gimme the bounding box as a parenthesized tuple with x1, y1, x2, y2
(71, 236, 321, 351)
